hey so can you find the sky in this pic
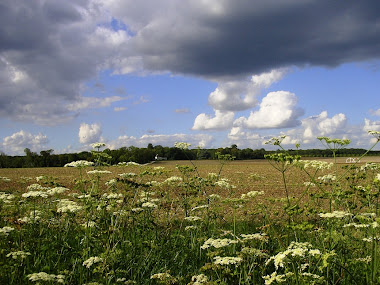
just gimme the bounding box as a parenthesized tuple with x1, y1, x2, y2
(1, 0, 380, 155)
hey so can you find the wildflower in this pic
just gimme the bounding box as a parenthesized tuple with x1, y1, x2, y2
(240, 233, 269, 242)
(264, 135, 287, 146)
(163, 176, 183, 184)
(355, 256, 372, 263)
(57, 199, 83, 213)
(297, 160, 333, 170)
(262, 272, 294, 285)
(208, 194, 221, 200)
(304, 182, 316, 187)
(102, 193, 123, 200)
(105, 179, 117, 187)
(27, 272, 65, 283)
(0, 192, 15, 203)
(150, 272, 173, 280)
(119, 173, 136, 179)
(368, 130, 380, 140)
(174, 142, 191, 149)
(184, 216, 202, 222)
(362, 236, 380, 242)
(215, 178, 236, 189)
(318, 174, 336, 183)
(131, 207, 143, 213)
(185, 225, 198, 231)
(64, 160, 94, 167)
(141, 202, 157, 209)
(191, 274, 208, 284)
(83, 256, 103, 268)
(18, 210, 42, 223)
(6, 251, 31, 259)
(47, 187, 68, 195)
(213, 256, 242, 265)
(91, 142, 106, 149)
(27, 183, 49, 191)
(0, 226, 14, 236)
(0, 176, 11, 182)
(319, 211, 352, 218)
(266, 242, 320, 270)
(118, 161, 140, 166)
(201, 238, 238, 249)
(241, 191, 264, 199)
(87, 170, 112, 175)
(22, 191, 49, 199)
(153, 166, 165, 171)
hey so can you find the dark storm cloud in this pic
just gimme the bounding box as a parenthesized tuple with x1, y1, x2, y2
(1, 0, 380, 125)
(120, 0, 380, 77)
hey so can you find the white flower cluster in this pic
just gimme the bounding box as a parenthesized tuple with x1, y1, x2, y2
(208, 194, 221, 200)
(64, 160, 94, 167)
(361, 162, 379, 171)
(174, 142, 191, 149)
(117, 161, 141, 166)
(201, 238, 238, 249)
(27, 183, 50, 191)
(87, 170, 112, 175)
(0, 192, 15, 203)
(56, 199, 83, 213)
(215, 178, 236, 189)
(150, 272, 172, 280)
(184, 216, 202, 222)
(318, 174, 336, 184)
(319, 211, 352, 219)
(163, 176, 183, 184)
(22, 191, 49, 199)
(298, 160, 333, 170)
(102, 193, 123, 200)
(0, 226, 14, 236)
(240, 233, 269, 242)
(190, 273, 208, 284)
(263, 271, 294, 285)
(141, 202, 158, 209)
(213, 256, 242, 265)
(27, 272, 65, 283)
(266, 242, 321, 270)
(0, 176, 11, 182)
(47, 187, 69, 196)
(241, 191, 264, 199)
(91, 142, 106, 149)
(263, 272, 294, 285)
(6, 250, 31, 259)
(105, 179, 117, 187)
(83, 256, 103, 268)
(119, 173, 137, 179)
(18, 210, 42, 223)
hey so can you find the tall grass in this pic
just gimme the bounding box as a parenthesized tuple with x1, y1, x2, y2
(0, 133, 379, 284)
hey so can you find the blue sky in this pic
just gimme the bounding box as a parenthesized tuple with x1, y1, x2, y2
(1, 1, 380, 155)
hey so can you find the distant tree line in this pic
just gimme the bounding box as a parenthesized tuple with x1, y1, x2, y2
(0, 144, 379, 168)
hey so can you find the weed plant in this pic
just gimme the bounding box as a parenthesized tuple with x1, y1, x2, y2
(0, 132, 379, 284)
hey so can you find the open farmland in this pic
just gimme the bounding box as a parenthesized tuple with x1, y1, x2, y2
(0, 153, 379, 284)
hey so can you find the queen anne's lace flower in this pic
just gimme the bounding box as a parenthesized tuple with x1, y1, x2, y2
(57, 199, 83, 213)
(27, 272, 65, 283)
(319, 211, 352, 218)
(83, 256, 103, 268)
(201, 238, 238, 249)
(213, 256, 242, 265)
(64, 160, 94, 167)
(0, 226, 15, 236)
(6, 251, 31, 259)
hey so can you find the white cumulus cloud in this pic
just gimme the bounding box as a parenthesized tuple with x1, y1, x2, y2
(2, 130, 49, 155)
(234, 91, 304, 129)
(192, 110, 234, 130)
(208, 69, 287, 111)
(78, 123, 102, 144)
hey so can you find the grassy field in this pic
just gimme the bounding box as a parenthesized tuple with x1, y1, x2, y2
(0, 154, 379, 284)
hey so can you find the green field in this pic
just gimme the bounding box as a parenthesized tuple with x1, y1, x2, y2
(0, 153, 379, 284)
